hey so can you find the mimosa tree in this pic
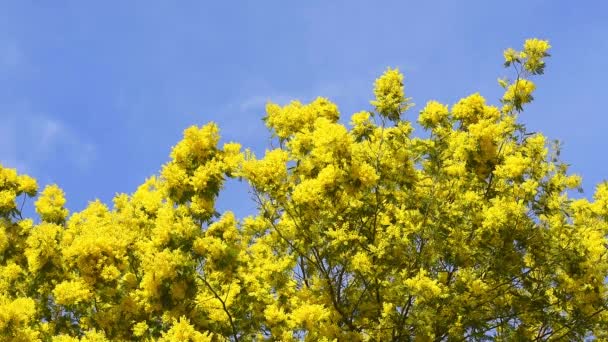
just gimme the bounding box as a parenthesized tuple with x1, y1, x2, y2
(0, 38, 606, 341)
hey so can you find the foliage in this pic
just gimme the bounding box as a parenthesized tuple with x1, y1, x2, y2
(1, 39, 607, 341)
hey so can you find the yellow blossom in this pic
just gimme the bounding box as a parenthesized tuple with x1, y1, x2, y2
(35, 184, 69, 223)
(371, 67, 412, 121)
(53, 279, 92, 306)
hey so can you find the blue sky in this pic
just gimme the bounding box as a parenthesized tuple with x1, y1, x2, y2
(1, 1, 607, 218)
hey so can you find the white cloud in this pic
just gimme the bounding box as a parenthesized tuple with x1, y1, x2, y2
(0, 107, 96, 174)
(39, 118, 63, 147)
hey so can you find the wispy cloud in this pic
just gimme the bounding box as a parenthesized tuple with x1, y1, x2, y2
(0, 39, 95, 175)
(0, 107, 96, 174)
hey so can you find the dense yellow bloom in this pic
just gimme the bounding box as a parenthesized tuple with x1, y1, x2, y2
(371, 67, 412, 121)
(0, 190, 16, 213)
(35, 184, 69, 223)
(17, 174, 38, 196)
(132, 321, 149, 337)
(53, 279, 92, 305)
(503, 47, 520, 64)
(0, 228, 7, 255)
(264, 97, 340, 140)
(349, 111, 374, 139)
(222, 142, 243, 176)
(0, 166, 34, 216)
(418, 100, 449, 128)
(0, 166, 18, 186)
(503, 79, 536, 107)
(52, 330, 108, 342)
(242, 149, 289, 193)
(403, 269, 443, 302)
(1, 38, 607, 341)
(291, 303, 331, 330)
(501, 39, 550, 114)
(171, 124, 220, 168)
(0, 297, 39, 341)
(494, 153, 531, 178)
(159, 317, 214, 342)
(25, 222, 61, 273)
(0, 297, 36, 329)
(504, 38, 550, 75)
(452, 93, 488, 124)
(523, 38, 551, 74)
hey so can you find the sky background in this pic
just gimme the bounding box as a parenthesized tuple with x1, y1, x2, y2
(1, 1, 607, 218)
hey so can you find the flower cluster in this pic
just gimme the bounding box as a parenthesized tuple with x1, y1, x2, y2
(0, 38, 606, 341)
